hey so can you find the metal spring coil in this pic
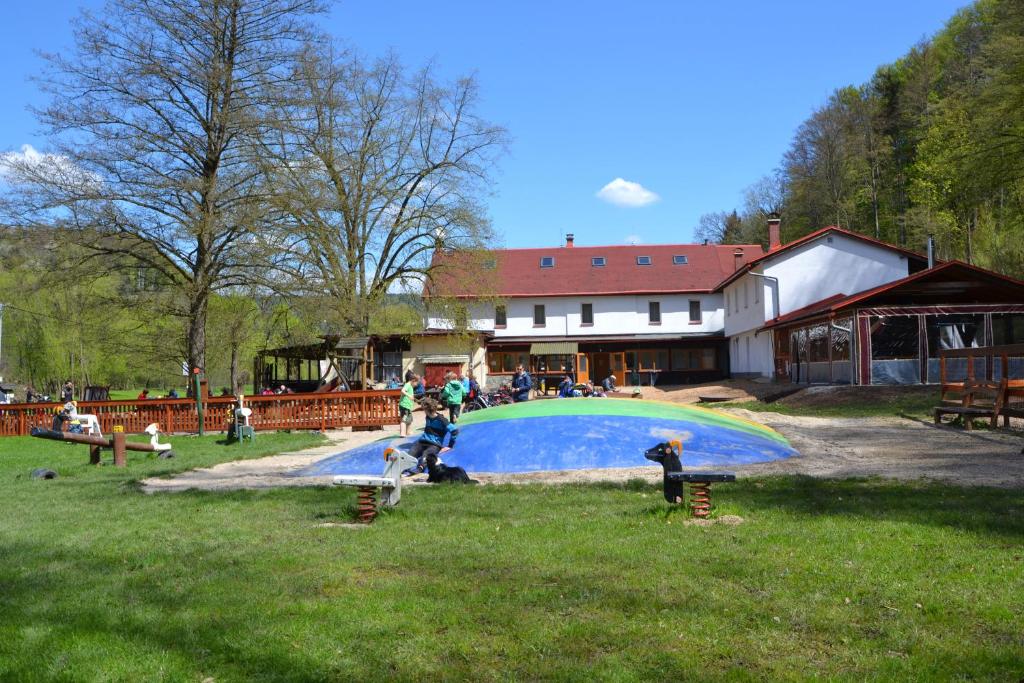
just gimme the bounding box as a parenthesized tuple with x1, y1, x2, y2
(356, 486, 378, 523)
(688, 482, 711, 518)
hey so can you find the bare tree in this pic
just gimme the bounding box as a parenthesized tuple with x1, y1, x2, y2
(264, 46, 508, 335)
(1, 0, 326, 375)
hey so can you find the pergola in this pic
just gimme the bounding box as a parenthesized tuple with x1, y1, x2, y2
(765, 262, 1024, 385)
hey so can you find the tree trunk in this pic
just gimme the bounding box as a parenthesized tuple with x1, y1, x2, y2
(187, 290, 209, 379)
(230, 343, 239, 396)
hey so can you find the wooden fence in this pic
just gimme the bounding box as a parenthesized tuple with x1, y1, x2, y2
(0, 390, 400, 437)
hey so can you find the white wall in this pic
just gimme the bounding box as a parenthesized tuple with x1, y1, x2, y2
(723, 272, 773, 338)
(728, 332, 772, 376)
(724, 233, 911, 378)
(725, 234, 910, 339)
(428, 293, 725, 337)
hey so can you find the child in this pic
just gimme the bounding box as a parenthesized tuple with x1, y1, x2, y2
(404, 399, 459, 475)
(399, 373, 417, 437)
(439, 371, 466, 422)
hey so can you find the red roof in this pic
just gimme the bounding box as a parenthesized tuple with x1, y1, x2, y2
(428, 243, 765, 298)
(761, 261, 1024, 330)
(714, 226, 928, 292)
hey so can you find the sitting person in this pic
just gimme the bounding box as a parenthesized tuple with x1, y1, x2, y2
(168, 388, 181, 399)
(261, 387, 275, 396)
(557, 375, 575, 398)
(137, 389, 150, 400)
(601, 374, 617, 393)
(404, 399, 458, 475)
(52, 402, 74, 431)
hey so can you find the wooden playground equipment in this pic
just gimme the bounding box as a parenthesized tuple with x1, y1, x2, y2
(30, 423, 173, 466)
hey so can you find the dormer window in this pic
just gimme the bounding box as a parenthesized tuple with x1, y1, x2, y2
(636, 255, 652, 266)
(591, 257, 606, 267)
(672, 255, 688, 265)
(540, 256, 555, 268)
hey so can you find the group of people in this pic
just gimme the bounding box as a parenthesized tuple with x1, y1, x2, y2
(260, 385, 295, 396)
(555, 372, 617, 398)
(136, 388, 180, 400)
(397, 369, 481, 437)
(395, 364, 616, 477)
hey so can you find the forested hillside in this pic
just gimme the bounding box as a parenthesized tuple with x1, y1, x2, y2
(698, 0, 1024, 277)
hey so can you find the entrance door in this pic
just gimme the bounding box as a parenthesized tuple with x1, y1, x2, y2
(592, 353, 610, 385)
(610, 352, 626, 389)
(576, 353, 590, 384)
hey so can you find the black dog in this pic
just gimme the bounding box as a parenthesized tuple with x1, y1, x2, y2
(644, 441, 684, 504)
(424, 453, 478, 484)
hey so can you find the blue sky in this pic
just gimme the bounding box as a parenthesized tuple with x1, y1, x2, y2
(0, 1, 969, 248)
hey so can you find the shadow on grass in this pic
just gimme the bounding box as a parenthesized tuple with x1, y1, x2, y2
(728, 475, 1024, 538)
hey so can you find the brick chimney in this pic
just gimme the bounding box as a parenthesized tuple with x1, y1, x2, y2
(733, 248, 745, 272)
(565, 233, 574, 248)
(767, 213, 782, 252)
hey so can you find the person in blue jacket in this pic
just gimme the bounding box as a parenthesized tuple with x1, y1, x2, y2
(557, 374, 575, 398)
(404, 398, 459, 475)
(511, 364, 532, 402)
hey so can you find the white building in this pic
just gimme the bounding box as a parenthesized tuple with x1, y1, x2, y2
(427, 222, 1024, 387)
(427, 235, 763, 387)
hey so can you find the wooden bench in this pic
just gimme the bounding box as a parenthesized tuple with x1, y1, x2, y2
(934, 379, 1006, 431)
(999, 381, 1024, 427)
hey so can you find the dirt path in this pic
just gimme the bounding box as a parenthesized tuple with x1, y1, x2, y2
(141, 407, 1024, 493)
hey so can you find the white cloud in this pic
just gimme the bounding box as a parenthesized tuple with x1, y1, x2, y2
(0, 144, 99, 191)
(595, 177, 660, 207)
(623, 234, 644, 245)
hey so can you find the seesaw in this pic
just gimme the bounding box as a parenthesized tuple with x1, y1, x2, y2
(332, 447, 418, 523)
(30, 423, 173, 466)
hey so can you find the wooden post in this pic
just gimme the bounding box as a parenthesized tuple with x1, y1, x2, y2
(112, 428, 126, 467)
(89, 444, 101, 465)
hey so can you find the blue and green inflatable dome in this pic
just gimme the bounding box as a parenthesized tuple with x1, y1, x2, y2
(298, 398, 796, 476)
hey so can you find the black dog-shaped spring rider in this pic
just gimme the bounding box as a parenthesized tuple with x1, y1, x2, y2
(645, 440, 685, 504)
(645, 440, 735, 517)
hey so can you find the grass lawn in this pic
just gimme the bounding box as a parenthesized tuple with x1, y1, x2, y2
(729, 389, 941, 419)
(2, 433, 1022, 680)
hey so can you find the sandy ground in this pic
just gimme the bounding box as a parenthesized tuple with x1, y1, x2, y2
(141, 395, 1024, 493)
